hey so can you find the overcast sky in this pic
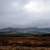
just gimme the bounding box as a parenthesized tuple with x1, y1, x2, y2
(0, 0, 49, 28)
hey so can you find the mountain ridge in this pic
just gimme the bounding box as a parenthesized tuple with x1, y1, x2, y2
(0, 27, 49, 33)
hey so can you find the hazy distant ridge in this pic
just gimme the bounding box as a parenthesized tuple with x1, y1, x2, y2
(0, 27, 49, 33)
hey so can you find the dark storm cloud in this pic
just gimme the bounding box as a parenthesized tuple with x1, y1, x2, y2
(0, 0, 49, 28)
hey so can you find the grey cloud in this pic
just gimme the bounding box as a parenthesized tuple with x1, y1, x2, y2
(0, 0, 49, 28)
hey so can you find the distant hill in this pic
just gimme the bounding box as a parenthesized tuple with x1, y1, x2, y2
(0, 27, 49, 36)
(0, 27, 49, 32)
(0, 27, 49, 33)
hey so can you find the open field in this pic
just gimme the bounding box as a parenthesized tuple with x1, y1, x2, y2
(0, 36, 50, 50)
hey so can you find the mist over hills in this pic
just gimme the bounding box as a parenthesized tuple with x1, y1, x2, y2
(0, 27, 49, 33)
(0, 27, 49, 37)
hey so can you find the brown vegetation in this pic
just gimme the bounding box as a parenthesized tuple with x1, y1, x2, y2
(0, 36, 50, 50)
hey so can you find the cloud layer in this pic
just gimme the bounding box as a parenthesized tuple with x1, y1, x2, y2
(0, 0, 50, 28)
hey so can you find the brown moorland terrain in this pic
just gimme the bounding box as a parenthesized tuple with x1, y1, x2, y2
(0, 36, 50, 50)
